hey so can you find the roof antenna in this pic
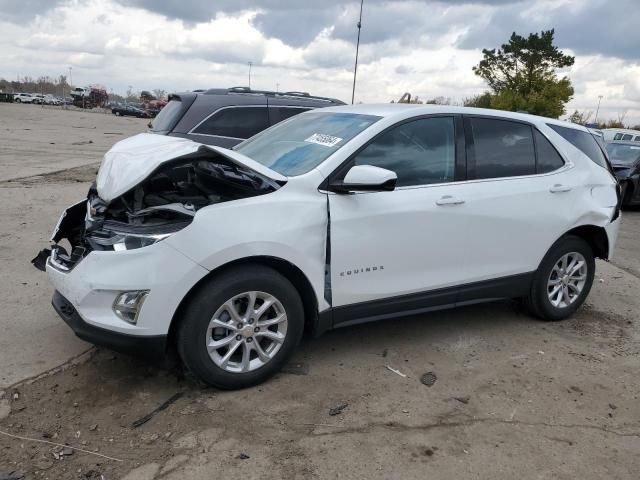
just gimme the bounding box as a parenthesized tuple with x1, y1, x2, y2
(351, 0, 364, 104)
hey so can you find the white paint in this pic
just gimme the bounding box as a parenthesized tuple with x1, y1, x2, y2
(46, 104, 621, 338)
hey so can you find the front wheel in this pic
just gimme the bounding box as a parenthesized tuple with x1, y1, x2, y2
(524, 235, 595, 321)
(15, 98, 21, 103)
(177, 265, 304, 389)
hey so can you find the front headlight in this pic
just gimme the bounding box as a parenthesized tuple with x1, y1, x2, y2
(87, 231, 172, 251)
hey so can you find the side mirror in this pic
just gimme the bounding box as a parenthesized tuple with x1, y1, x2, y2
(330, 165, 397, 193)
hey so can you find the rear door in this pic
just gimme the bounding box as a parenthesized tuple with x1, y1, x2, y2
(455, 115, 576, 289)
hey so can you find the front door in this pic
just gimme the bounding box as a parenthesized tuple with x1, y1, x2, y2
(329, 116, 470, 313)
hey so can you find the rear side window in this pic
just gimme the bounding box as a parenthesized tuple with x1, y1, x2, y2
(547, 124, 608, 169)
(193, 106, 269, 139)
(635, 136, 640, 142)
(534, 130, 564, 173)
(469, 118, 536, 179)
(270, 107, 310, 125)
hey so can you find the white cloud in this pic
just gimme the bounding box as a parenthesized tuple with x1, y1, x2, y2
(1, 0, 640, 124)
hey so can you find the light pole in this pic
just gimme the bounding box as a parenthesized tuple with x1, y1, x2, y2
(594, 95, 603, 124)
(351, 0, 364, 104)
(248, 62, 253, 89)
(68, 67, 72, 87)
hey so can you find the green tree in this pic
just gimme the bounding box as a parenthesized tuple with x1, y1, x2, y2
(464, 92, 493, 108)
(472, 29, 575, 118)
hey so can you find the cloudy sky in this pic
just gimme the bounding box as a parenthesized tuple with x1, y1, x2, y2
(2, 0, 640, 124)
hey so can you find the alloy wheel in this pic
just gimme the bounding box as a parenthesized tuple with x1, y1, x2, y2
(547, 252, 587, 308)
(205, 291, 288, 373)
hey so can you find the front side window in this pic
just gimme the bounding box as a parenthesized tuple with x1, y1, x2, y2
(614, 133, 623, 140)
(469, 118, 536, 179)
(349, 117, 456, 187)
(547, 124, 608, 169)
(622, 134, 633, 141)
(193, 106, 269, 139)
(235, 112, 380, 176)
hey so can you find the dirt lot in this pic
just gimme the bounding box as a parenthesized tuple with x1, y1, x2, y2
(0, 104, 639, 479)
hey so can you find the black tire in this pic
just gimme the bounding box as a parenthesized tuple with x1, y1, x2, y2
(15, 98, 21, 103)
(177, 265, 304, 389)
(524, 235, 595, 321)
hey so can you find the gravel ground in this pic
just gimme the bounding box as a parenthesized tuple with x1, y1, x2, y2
(0, 104, 638, 480)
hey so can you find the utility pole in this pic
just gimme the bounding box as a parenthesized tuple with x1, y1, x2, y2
(351, 0, 364, 104)
(248, 62, 253, 89)
(594, 95, 603, 123)
(68, 67, 72, 88)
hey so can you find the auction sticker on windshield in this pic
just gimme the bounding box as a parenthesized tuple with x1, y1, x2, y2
(305, 133, 343, 147)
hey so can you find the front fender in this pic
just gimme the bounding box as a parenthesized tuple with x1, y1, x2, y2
(165, 178, 329, 310)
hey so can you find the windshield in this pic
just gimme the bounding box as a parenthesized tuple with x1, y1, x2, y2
(605, 143, 640, 165)
(234, 112, 381, 176)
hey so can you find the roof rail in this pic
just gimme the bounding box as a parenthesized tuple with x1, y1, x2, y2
(282, 91, 310, 96)
(209, 86, 345, 105)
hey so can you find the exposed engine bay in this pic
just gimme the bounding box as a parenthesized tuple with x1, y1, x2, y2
(32, 152, 282, 271)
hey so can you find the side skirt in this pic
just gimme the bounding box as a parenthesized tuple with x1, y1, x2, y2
(329, 272, 533, 329)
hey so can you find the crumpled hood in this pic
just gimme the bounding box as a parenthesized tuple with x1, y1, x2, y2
(96, 133, 287, 202)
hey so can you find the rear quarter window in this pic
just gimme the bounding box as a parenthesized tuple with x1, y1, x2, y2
(547, 124, 609, 169)
(534, 130, 564, 173)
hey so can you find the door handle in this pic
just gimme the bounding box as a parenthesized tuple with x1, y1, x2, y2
(550, 184, 572, 193)
(436, 195, 465, 206)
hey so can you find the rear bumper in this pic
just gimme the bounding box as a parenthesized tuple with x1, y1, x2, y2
(52, 290, 167, 358)
(605, 216, 621, 259)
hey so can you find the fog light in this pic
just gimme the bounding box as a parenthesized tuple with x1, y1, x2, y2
(112, 290, 149, 325)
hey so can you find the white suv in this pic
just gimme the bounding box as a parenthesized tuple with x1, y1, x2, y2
(36, 105, 621, 388)
(13, 93, 34, 103)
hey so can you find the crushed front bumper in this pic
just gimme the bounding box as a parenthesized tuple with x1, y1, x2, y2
(52, 290, 167, 358)
(46, 239, 209, 338)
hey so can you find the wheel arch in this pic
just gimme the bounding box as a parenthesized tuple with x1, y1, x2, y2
(167, 255, 321, 350)
(563, 225, 609, 260)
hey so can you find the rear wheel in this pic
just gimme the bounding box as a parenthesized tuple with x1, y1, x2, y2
(524, 235, 595, 321)
(15, 98, 21, 103)
(177, 265, 304, 389)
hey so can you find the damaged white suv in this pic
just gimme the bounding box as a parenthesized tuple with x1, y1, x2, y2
(35, 105, 621, 389)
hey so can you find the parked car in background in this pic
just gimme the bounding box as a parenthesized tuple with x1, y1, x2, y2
(14, 93, 34, 103)
(43, 95, 62, 105)
(37, 105, 620, 389)
(606, 141, 640, 206)
(31, 94, 46, 104)
(111, 104, 148, 118)
(148, 86, 345, 148)
(602, 128, 640, 143)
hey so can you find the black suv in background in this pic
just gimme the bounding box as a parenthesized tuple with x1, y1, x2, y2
(148, 87, 346, 148)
